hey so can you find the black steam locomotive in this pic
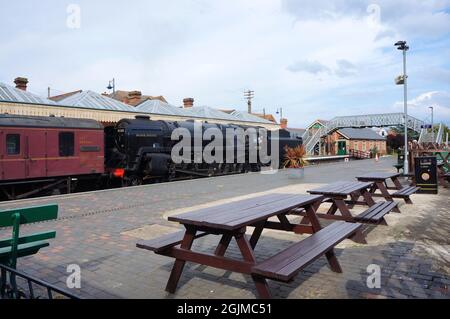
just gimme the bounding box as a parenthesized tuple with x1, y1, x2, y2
(105, 116, 302, 186)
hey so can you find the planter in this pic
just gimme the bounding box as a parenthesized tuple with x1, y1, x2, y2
(287, 167, 305, 179)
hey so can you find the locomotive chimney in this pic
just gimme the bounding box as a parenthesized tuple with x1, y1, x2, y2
(183, 98, 194, 108)
(280, 118, 288, 129)
(14, 77, 28, 91)
(128, 91, 142, 106)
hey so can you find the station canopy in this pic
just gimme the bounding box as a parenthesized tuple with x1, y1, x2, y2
(0, 84, 279, 127)
(230, 110, 273, 124)
(182, 106, 240, 122)
(0, 82, 57, 105)
(57, 90, 137, 112)
(135, 99, 187, 116)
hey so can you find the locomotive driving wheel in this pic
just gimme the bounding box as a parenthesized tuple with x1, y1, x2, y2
(123, 175, 143, 187)
(167, 163, 176, 181)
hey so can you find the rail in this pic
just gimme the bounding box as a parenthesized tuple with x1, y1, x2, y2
(0, 264, 80, 299)
(348, 149, 371, 159)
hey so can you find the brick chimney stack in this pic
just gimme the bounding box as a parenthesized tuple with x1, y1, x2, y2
(183, 98, 194, 108)
(127, 91, 142, 106)
(280, 118, 288, 129)
(14, 77, 28, 91)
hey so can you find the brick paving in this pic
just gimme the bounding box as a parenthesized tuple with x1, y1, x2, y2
(0, 157, 449, 299)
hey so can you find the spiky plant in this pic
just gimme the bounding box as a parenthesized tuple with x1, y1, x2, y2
(283, 145, 307, 169)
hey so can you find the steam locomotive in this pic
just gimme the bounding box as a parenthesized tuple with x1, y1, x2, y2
(0, 114, 302, 199)
(105, 116, 303, 186)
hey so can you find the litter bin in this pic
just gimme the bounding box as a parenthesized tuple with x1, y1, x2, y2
(414, 156, 438, 194)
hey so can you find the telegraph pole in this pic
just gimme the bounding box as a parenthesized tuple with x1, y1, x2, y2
(244, 90, 254, 113)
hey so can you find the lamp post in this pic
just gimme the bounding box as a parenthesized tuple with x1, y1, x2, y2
(395, 41, 410, 175)
(107, 78, 116, 94)
(276, 108, 283, 122)
(429, 106, 434, 142)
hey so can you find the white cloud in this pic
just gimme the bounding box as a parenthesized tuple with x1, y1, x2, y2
(0, 0, 449, 128)
(287, 60, 331, 74)
(282, 0, 450, 38)
(335, 59, 357, 77)
(395, 91, 450, 124)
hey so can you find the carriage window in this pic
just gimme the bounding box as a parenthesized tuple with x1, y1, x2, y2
(59, 132, 74, 157)
(6, 134, 20, 155)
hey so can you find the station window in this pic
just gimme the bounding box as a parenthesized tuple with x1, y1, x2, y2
(6, 134, 20, 155)
(59, 132, 75, 157)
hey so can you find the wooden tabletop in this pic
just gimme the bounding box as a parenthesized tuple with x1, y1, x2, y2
(356, 172, 401, 181)
(308, 181, 373, 197)
(168, 193, 324, 231)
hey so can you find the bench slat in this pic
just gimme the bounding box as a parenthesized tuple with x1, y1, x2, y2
(252, 222, 361, 282)
(0, 241, 50, 261)
(0, 231, 56, 249)
(370, 202, 396, 221)
(0, 205, 58, 228)
(309, 182, 372, 196)
(392, 186, 419, 197)
(136, 230, 207, 253)
(253, 222, 349, 272)
(356, 202, 384, 220)
(355, 201, 397, 223)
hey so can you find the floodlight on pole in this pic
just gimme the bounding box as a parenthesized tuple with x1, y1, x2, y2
(394, 40, 410, 175)
(429, 106, 434, 142)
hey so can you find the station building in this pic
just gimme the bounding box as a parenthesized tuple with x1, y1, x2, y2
(323, 127, 387, 156)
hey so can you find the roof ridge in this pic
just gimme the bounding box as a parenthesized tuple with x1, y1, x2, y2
(0, 81, 56, 105)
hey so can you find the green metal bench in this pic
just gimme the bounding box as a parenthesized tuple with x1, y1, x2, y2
(0, 205, 58, 269)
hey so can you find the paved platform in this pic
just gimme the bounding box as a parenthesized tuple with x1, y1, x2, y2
(0, 157, 449, 299)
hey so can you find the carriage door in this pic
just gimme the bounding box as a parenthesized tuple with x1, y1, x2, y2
(25, 130, 47, 178)
(1, 131, 26, 180)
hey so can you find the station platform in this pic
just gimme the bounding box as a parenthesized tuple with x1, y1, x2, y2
(0, 157, 449, 299)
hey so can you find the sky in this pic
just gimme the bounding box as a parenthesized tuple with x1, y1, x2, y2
(1, 0, 449, 128)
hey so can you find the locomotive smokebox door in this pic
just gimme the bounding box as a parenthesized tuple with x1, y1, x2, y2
(414, 156, 438, 194)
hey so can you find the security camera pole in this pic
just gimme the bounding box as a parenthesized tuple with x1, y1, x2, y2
(395, 41, 410, 175)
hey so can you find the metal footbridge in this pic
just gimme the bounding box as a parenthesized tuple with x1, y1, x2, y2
(302, 112, 438, 155)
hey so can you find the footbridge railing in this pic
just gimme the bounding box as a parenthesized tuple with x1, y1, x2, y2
(304, 113, 425, 155)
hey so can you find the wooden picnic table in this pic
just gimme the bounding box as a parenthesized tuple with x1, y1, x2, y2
(306, 181, 398, 239)
(356, 172, 419, 205)
(136, 193, 362, 299)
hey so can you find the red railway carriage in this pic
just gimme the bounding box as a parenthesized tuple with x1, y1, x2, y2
(0, 114, 104, 200)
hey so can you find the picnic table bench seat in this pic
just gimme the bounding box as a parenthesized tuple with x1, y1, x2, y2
(137, 231, 207, 253)
(391, 186, 420, 198)
(251, 221, 361, 282)
(356, 172, 417, 206)
(354, 201, 397, 224)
